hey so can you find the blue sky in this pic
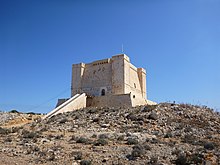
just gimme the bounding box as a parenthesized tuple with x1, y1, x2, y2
(0, 0, 219, 113)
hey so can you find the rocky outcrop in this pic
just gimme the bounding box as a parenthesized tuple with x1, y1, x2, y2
(0, 103, 219, 164)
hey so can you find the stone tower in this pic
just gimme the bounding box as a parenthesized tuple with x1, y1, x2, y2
(45, 54, 155, 119)
(71, 54, 147, 107)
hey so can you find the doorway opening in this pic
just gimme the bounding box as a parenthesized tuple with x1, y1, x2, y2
(101, 89, 106, 96)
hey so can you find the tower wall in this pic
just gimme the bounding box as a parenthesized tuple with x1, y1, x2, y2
(71, 63, 85, 97)
(111, 54, 130, 94)
(71, 54, 147, 101)
(137, 68, 147, 99)
(124, 55, 131, 94)
(81, 59, 112, 96)
(50, 54, 154, 117)
(127, 64, 142, 97)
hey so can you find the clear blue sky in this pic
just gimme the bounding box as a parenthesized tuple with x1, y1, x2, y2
(0, 0, 219, 113)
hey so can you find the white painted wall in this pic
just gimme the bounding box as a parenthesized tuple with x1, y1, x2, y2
(43, 93, 87, 119)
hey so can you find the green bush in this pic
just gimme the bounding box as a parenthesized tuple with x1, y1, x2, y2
(131, 145, 145, 158)
(164, 132, 173, 138)
(22, 130, 38, 139)
(92, 118, 99, 122)
(126, 113, 137, 121)
(98, 134, 108, 139)
(9, 109, 19, 113)
(131, 149, 142, 158)
(143, 144, 151, 150)
(71, 151, 82, 160)
(76, 137, 89, 144)
(55, 134, 63, 139)
(150, 156, 159, 164)
(182, 134, 196, 145)
(190, 153, 203, 164)
(4, 137, 12, 142)
(148, 111, 158, 120)
(175, 155, 189, 165)
(204, 142, 215, 150)
(91, 134, 97, 138)
(127, 138, 138, 145)
(0, 127, 10, 134)
(59, 118, 68, 124)
(94, 138, 108, 146)
(26, 112, 41, 115)
(141, 105, 157, 112)
(117, 135, 125, 141)
(80, 160, 91, 165)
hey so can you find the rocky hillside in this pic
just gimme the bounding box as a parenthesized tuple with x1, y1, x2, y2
(0, 103, 219, 165)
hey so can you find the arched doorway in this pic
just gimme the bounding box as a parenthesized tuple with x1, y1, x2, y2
(101, 89, 106, 96)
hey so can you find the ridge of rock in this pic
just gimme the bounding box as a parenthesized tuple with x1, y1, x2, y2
(0, 103, 219, 164)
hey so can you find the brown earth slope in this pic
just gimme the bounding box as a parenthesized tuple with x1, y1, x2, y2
(0, 103, 219, 165)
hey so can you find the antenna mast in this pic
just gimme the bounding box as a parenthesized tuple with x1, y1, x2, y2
(121, 44, 124, 54)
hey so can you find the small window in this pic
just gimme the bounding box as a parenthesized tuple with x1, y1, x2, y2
(133, 95, 135, 98)
(134, 83, 136, 88)
(101, 89, 106, 96)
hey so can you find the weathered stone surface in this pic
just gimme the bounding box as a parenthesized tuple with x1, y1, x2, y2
(0, 103, 219, 164)
(71, 54, 154, 108)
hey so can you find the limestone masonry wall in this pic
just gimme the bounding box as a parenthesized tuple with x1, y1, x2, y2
(45, 54, 153, 119)
(90, 94, 132, 108)
(71, 54, 147, 101)
(44, 93, 87, 119)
